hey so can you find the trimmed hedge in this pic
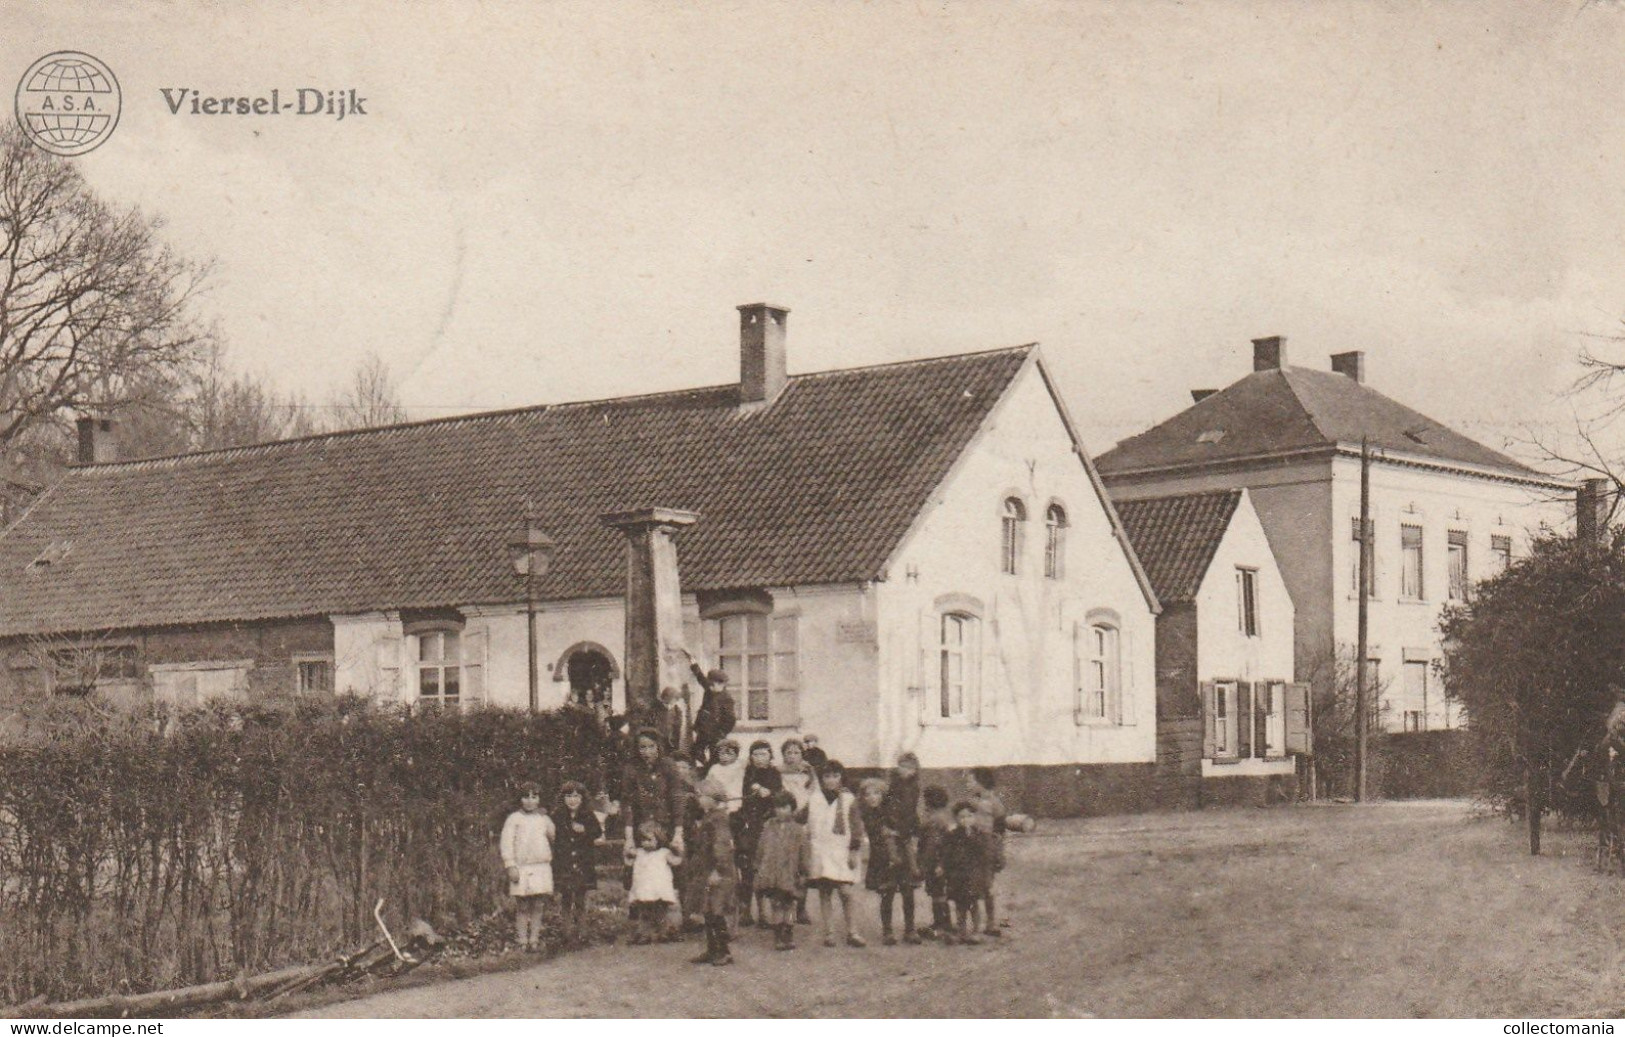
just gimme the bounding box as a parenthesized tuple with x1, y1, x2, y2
(0, 696, 610, 1004)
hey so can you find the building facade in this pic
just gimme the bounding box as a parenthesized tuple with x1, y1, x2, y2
(1096, 337, 1572, 743)
(0, 305, 1165, 815)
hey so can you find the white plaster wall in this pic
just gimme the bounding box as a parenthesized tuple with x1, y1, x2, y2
(332, 584, 882, 758)
(1326, 454, 1569, 726)
(1196, 490, 1297, 778)
(877, 358, 1158, 769)
(1195, 490, 1296, 687)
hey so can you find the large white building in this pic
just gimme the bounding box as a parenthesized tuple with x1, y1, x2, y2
(1097, 337, 1572, 740)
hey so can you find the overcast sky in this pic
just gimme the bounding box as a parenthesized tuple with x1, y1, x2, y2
(9, 1, 1625, 457)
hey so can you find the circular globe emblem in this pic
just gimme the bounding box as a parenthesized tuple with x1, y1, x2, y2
(15, 52, 121, 157)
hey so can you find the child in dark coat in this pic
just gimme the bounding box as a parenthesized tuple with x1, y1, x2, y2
(940, 801, 992, 945)
(552, 780, 603, 944)
(688, 777, 739, 966)
(736, 740, 783, 927)
(915, 785, 954, 940)
(753, 790, 808, 950)
(859, 777, 915, 946)
(879, 752, 923, 944)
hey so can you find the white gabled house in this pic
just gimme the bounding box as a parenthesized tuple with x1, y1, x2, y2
(1115, 489, 1306, 807)
(0, 304, 1174, 815)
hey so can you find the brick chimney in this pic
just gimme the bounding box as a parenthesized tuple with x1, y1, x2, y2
(1252, 336, 1287, 371)
(1577, 477, 1612, 543)
(738, 303, 789, 404)
(75, 416, 115, 465)
(1331, 351, 1366, 383)
(1191, 389, 1218, 404)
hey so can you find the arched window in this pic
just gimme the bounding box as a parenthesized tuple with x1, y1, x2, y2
(939, 611, 980, 720)
(1075, 620, 1120, 724)
(1001, 497, 1026, 575)
(1044, 503, 1068, 579)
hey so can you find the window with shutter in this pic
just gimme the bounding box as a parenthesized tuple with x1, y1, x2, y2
(1283, 683, 1312, 755)
(1212, 680, 1239, 760)
(1201, 681, 1218, 758)
(702, 611, 798, 727)
(1236, 683, 1253, 759)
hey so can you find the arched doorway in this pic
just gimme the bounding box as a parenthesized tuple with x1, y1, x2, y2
(565, 648, 616, 713)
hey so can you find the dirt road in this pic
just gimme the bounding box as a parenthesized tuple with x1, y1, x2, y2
(292, 801, 1625, 1018)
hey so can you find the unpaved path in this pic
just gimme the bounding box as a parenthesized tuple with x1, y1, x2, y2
(293, 801, 1625, 1018)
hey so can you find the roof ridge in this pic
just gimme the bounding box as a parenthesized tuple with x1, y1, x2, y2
(1275, 367, 1336, 446)
(72, 344, 1039, 474)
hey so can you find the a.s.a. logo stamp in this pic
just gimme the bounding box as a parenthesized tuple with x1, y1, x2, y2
(15, 52, 121, 156)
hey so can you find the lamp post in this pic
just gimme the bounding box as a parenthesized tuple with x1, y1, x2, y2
(509, 509, 557, 714)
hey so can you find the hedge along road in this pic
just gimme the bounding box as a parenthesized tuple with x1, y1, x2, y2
(292, 800, 1625, 1018)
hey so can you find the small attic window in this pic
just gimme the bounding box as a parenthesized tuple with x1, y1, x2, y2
(26, 540, 72, 571)
(1197, 429, 1226, 445)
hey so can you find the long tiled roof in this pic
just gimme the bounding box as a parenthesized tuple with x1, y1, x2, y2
(0, 347, 1033, 637)
(1096, 366, 1544, 479)
(1112, 491, 1242, 605)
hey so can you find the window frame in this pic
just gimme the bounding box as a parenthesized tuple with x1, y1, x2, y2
(1236, 566, 1260, 638)
(1447, 530, 1469, 602)
(703, 607, 799, 728)
(937, 611, 980, 722)
(1043, 502, 1067, 580)
(413, 628, 462, 708)
(1489, 534, 1512, 576)
(293, 653, 335, 696)
(1000, 496, 1026, 576)
(1400, 524, 1425, 600)
(1075, 617, 1122, 726)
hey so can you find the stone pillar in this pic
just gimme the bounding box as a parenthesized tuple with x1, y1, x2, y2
(601, 507, 699, 728)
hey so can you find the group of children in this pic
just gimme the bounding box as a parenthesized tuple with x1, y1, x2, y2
(499, 731, 1009, 967)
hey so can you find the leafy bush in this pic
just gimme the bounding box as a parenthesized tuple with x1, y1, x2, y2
(0, 697, 610, 1004)
(1438, 528, 1625, 844)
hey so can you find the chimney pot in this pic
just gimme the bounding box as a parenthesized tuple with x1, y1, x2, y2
(1252, 336, 1287, 372)
(1191, 389, 1218, 404)
(75, 415, 115, 465)
(1331, 351, 1366, 383)
(738, 302, 789, 404)
(1578, 477, 1612, 543)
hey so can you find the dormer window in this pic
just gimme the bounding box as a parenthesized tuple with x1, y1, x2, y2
(26, 539, 72, 571)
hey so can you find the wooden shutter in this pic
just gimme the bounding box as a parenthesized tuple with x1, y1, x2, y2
(976, 616, 997, 727)
(377, 631, 403, 700)
(917, 607, 935, 724)
(1201, 681, 1217, 759)
(1284, 682, 1312, 755)
(461, 627, 488, 709)
(1254, 682, 1271, 758)
(771, 615, 799, 728)
(1236, 682, 1253, 759)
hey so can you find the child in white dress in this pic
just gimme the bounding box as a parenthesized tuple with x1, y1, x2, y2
(627, 820, 683, 944)
(500, 782, 555, 951)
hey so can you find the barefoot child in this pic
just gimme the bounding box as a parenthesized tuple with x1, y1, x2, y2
(552, 780, 602, 945)
(627, 821, 682, 944)
(753, 790, 807, 950)
(805, 759, 865, 948)
(500, 782, 555, 951)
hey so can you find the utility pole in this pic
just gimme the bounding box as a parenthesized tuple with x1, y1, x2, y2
(1356, 437, 1371, 802)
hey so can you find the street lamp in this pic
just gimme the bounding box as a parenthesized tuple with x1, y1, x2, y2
(509, 511, 557, 713)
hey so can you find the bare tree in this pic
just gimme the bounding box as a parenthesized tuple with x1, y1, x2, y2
(0, 123, 210, 451)
(328, 351, 406, 430)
